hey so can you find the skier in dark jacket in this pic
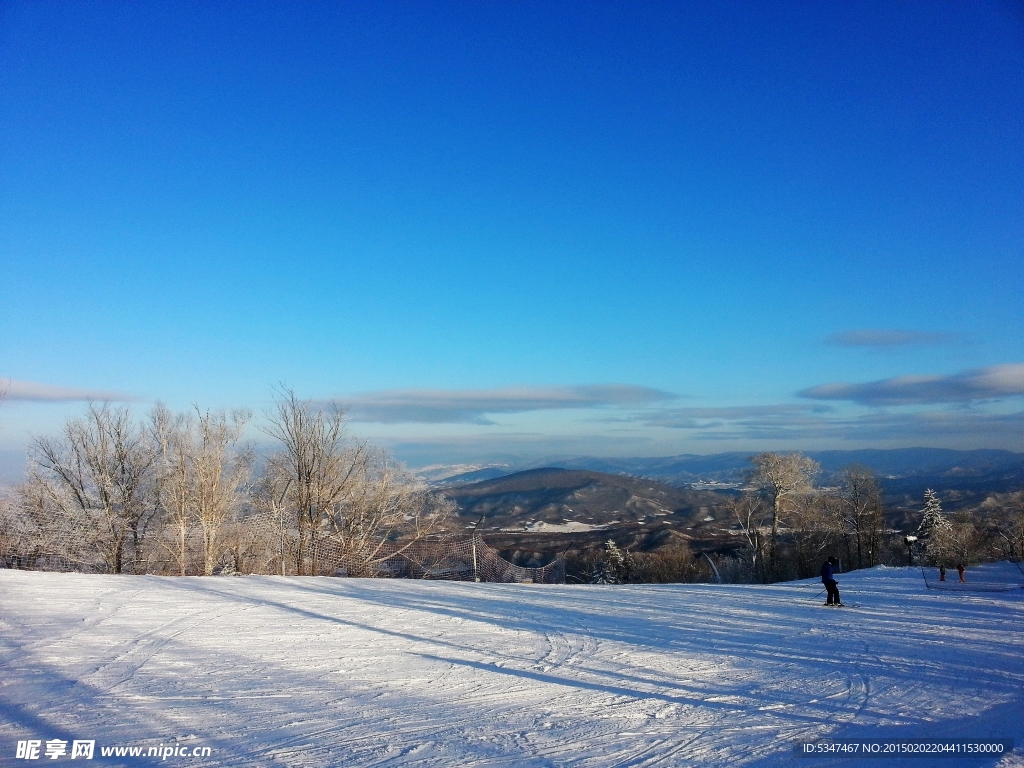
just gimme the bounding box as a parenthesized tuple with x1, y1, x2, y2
(821, 556, 842, 606)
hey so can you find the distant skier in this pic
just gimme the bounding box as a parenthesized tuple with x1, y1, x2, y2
(939, 565, 946, 582)
(821, 556, 842, 606)
(957, 563, 965, 583)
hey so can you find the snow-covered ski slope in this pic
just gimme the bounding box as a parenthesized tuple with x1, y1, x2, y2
(1, 565, 1022, 767)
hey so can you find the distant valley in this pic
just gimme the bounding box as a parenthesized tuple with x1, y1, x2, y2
(445, 467, 731, 532)
(442, 467, 741, 566)
(432, 449, 1024, 566)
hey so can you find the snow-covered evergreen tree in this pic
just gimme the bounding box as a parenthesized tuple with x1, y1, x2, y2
(588, 559, 617, 584)
(915, 488, 951, 564)
(589, 540, 632, 584)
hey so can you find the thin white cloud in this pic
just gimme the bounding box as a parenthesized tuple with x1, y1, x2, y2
(639, 404, 830, 428)
(338, 384, 676, 424)
(0, 378, 134, 403)
(826, 329, 956, 348)
(684, 409, 1024, 444)
(382, 408, 1024, 463)
(386, 431, 662, 467)
(798, 364, 1024, 406)
(627, 400, 1024, 445)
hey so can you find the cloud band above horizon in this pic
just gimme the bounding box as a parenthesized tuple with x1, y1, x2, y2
(798, 364, 1024, 406)
(1, 378, 134, 403)
(337, 384, 676, 424)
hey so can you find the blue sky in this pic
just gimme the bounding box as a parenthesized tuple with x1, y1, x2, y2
(1, 0, 1023, 472)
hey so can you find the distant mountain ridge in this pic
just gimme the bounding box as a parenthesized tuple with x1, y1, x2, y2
(546, 448, 1024, 484)
(430, 448, 1024, 504)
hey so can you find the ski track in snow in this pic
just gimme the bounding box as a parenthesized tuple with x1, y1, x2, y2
(1, 566, 1022, 767)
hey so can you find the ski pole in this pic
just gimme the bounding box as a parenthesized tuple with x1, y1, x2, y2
(813, 588, 825, 601)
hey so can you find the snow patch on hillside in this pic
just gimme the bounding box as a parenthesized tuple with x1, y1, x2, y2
(520, 520, 609, 533)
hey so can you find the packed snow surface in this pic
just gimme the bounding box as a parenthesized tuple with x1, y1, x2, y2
(2, 565, 1023, 767)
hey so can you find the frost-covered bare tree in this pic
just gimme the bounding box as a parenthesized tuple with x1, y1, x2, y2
(788, 491, 842, 579)
(262, 389, 452, 576)
(730, 493, 770, 582)
(150, 404, 252, 576)
(321, 454, 454, 576)
(1, 481, 57, 569)
(30, 403, 157, 573)
(746, 452, 819, 576)
(262, 389, 369, 575)
(248, 473, 295, 575)
(192, 408, 252, 575)
(838, 465, 884, 570)
(936, 512, 985, 567)
(151, 403, 195, 575)
(987, 492, 1024, 565)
